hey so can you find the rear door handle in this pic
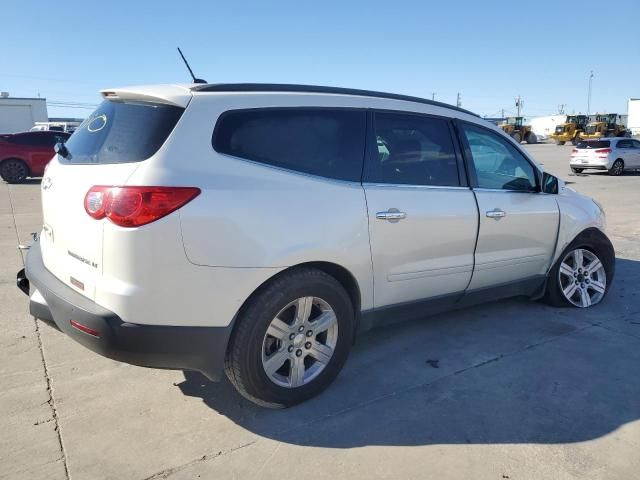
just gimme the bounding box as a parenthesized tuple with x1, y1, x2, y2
(376, 209, 407, 222)
(486, 208, 506, 219)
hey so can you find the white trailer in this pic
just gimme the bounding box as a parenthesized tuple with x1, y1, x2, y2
(526, 115, 567, 142)
(0, 93, 48, 133)
(628, 99, 640, 136)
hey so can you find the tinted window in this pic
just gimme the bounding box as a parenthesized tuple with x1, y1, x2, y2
(632, 140, 640, 149)
(461, 123, 537, 192)
(616, 140, 632, 148)
(213, 109, 366, 181)
(367, 112, 459, 186)
(62, 101, 184, 164)
(576, 140, 610, 149)
(11, 133, 41, 146)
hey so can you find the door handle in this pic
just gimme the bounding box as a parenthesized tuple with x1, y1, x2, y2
(486, 208, 506, 220)
(376, 209, 407, 222)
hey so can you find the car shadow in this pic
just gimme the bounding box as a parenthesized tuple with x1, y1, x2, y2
(179, 257, 640, 448)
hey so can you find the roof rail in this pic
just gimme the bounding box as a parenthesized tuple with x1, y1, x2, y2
(192, 83, 479, 117)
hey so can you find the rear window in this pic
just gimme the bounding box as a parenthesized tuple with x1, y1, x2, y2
(62, 100, 183, 164)
(577, 140, 610, 149)
(213, 109, 366, 181)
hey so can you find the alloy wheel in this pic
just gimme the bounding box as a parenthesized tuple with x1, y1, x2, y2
(261, 296, 338, 388)
(1, 160, 28, 183)
(558, 248, 607, 308)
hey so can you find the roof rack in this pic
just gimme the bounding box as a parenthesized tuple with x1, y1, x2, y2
(192, 83, 479, 117)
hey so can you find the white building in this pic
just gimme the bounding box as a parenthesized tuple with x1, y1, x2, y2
(0, 93, 48, 133)
(628, 99, 640, 135)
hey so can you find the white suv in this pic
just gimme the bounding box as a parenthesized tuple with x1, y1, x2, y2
(18, 84, 615, 407)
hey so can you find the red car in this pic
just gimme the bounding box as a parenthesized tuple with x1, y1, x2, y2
(0, 131, 71, 183)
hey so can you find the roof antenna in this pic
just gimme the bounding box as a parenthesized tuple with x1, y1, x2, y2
(177, 47, 207, 84)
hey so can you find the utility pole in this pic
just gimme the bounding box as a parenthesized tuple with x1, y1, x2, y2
(501, 108, 505, 120)
(558, 104, 566, 114)
(431, 92, 436, 101)
(515, 96, 523, 117)
(456, 92, 461, 108)
(587, 70, 594, 115)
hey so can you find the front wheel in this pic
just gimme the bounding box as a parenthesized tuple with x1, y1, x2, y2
(609, 159, 624, 176)
(570, 167, 584, 174)
(526, 132, 537, 144)
(572, 136, 581, 146)
(544, 232, 614, 308)
(511, 133, 521, 143)
(556, 140, 566, 146)
(224, 268, 354, 408)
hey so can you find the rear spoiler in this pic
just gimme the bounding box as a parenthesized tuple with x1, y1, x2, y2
(99, 84, 193, 108)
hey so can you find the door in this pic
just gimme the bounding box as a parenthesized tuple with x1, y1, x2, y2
(364, 111, 479, 309)
(458, 122, 559, 290)
(631, 140, 640, 167)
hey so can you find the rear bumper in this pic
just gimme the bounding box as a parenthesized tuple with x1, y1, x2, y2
(19, 240, 230, 380)
(570, 159, 611, 170)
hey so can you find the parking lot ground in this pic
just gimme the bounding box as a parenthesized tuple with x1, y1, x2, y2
(1, 143, 639, 480)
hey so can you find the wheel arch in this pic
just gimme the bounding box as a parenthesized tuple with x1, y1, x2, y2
(551, 227, 615, 278)
(227, 261, 363, 350)
(0, 157, 31, 176)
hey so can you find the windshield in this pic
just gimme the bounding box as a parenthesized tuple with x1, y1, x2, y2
(555, 126, 565, 134)
(585, 125, 598, 135)
(62, 100, 184, 164)
(577, 140, 610, 149)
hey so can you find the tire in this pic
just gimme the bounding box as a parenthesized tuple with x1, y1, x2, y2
(544, 229, 615, 308)
(572, 136, 581, 146)
(609, 159, 624, 176)
(526, 132, 538, 144)
(556, 140, 566, 146)
(0, 159, 29, 184)
(511, 133, 521, 143)
(570, 167, 584, 174)
(224, 268, 355, 408)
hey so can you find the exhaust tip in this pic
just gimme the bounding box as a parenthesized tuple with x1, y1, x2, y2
(16, 268, 29, 296)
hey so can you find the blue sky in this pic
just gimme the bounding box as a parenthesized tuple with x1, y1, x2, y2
(3, 0, 639, 119)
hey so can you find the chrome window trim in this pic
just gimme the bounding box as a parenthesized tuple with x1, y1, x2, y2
(363, 182, 471, 191)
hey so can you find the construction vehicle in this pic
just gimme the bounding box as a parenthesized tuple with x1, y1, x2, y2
(550, 114, 590, 145)
(499, 117, 537, 144)
(581, 114, 630, 140)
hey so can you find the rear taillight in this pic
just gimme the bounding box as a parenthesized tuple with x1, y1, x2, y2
(595, 148, 611, 157)
(84, 186, 200, 227)
(571, 149, 578, 156)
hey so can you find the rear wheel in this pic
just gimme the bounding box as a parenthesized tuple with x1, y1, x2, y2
(526, 132, 537, 144)
(511, 133, 521, 143)
(572, 136, 581, 146)
(224, 268, 355, 408)
(0, 159, 29, 184)
(609, 159, 624, 176)
(570, 167, 584, 174)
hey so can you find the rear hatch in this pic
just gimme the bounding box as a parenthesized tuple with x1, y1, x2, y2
(571, 140, 611, 163)
(39, 92, 187, 301)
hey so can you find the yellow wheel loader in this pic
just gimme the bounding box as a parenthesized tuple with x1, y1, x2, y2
(550, 115, 589, 145)
(499, 117, 537, 144)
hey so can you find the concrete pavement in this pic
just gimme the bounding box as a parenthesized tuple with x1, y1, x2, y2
(1, 144, 639, 479)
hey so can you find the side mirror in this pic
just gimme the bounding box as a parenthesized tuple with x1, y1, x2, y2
(542, 172, 559, 194)
(54, 142, 69, 159)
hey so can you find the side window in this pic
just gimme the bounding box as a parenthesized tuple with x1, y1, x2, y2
(632, 140, 640, 149)
(213, 109, 366, 182)
(461, 123, 538, 192)
(617, 140, 631, 148)
(367, 112, 460, 186)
